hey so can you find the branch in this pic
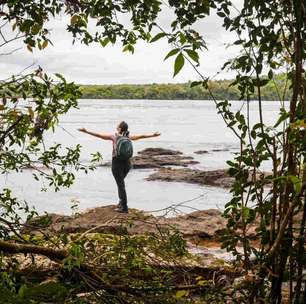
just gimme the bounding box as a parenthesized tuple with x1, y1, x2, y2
(0, 239, 67, 261)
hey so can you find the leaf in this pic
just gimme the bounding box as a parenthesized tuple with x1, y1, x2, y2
(274, 110, 289, 128)
(288, 175, 302, 195)
(175, 290, 188, 299)
(185, 49, 199, 63)
(70, 15, 79, 25)
(150, 32, 166, 43)
(173, 53, 185, 77)
(122, 44, 134, 54)
(27, 107, 34, 119)
(123, 45, 129, 52)
(31, 23, 41, 35)
(164, 48, 180, 61)
(100, 38, 110, 47)
(27, 44, 33, 52)
(42, 40, 48, 49)
(242, 206, 250, 220)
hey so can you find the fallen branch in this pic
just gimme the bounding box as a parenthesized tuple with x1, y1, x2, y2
(0, 239, 67, 261)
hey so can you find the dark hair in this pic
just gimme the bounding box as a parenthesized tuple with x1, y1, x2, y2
(118, 121, 129, 137)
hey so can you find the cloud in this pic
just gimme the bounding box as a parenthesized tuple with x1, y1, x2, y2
(0, 5, 240, 84)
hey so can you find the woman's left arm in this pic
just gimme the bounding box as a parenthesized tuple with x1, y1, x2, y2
(129, 132, 161, 141)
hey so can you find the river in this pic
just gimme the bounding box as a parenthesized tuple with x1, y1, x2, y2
(1, 99, 285, 216)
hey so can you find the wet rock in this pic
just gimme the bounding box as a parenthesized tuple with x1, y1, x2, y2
(211, 148, 230, 152)
(138, 147, 183, 156)
(194, 150, 209, 154)
(132, 154, 199, 169)
(147, 167, 234, 188)
(101, 147, 199, 169)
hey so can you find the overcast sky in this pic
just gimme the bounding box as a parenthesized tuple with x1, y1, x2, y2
(0, 4, 240, 85)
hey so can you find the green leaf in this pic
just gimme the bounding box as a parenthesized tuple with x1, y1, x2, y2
(173, 53, 184, 77)
(288, 175, 302, 195)
(164, 48, 180, 61)
(31, 23, 41, 35)
(150, 32, 166, 43)
(70, 15, 79, 25)
(100, 38, 110, 47)
(122, 44, 134, 54)
(175, 290, 188, 299)
(274, 110, 289, 128)
(185, 49, 199, 63)
(42, 40, 48, 49)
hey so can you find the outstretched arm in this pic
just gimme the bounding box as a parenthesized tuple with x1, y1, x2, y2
(78, 128, 112, 140)
(129, 132, 161, 141)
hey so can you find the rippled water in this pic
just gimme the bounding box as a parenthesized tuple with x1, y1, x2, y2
(1, 99, 285, 215)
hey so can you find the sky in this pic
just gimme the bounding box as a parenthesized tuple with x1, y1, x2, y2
(0, 4, 240, 85)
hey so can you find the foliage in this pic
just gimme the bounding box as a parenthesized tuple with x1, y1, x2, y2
(80, 74, 290, 100)
(0, 0, 305, 303)
(0, 0, 234, 303)
(209, 0, 306, 302)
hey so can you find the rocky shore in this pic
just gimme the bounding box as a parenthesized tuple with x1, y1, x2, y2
(25, 205, 227, 241)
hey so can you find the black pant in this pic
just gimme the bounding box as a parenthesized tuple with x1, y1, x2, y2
(111, 158, 131, 210)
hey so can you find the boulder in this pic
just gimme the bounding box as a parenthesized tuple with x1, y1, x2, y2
(147, 168, 234, 188)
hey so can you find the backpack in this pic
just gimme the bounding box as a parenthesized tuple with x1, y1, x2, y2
(115, 135, 133, 160)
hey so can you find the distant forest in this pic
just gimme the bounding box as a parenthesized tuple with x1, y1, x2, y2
(80, 74, 290, 101)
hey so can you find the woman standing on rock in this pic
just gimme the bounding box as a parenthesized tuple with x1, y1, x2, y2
(78, 121, 161, 213)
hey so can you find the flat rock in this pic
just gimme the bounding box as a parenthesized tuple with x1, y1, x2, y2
(211, 148, 230, 152)
(138, 147, 183, 156)
(23, 205, 228, 241)
(147, 167, 234, 188)
(101, 147, 199, 169)
(194, 150, 209, 154)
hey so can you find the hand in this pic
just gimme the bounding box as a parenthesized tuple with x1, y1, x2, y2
(78, 128, 87, 133)
(153, 131, 161, 137)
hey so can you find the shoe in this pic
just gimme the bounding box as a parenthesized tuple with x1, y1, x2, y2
(115, 207, 128, 213)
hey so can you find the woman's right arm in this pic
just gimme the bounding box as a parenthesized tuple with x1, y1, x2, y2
(78, 128, 112, 140)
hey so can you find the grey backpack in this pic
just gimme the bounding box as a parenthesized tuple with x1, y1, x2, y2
(115, 135, 133, 160)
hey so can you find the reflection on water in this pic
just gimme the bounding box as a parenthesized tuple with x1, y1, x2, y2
(1, 99, 284, 215)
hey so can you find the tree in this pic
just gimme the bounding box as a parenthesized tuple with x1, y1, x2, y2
(0, 1, 217, 303)
(0, 0, 305, 303)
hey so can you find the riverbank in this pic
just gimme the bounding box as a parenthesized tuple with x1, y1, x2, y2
(79, 74, 289, 101)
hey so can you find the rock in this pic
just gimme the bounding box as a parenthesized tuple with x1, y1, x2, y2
(24, 206, 161, 236)
(147, 167, 234, 188)
(24, 205, 227, 241)
(166, 209, 227, 240)
(131, 155, 199, 169)
(138, 147, 183, 156)
(211, 148, 230, 152)
(194, 150, 209, 154)
(101, 147, 199, 169)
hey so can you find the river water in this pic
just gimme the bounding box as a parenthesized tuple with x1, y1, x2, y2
(1, 99, 285, 216)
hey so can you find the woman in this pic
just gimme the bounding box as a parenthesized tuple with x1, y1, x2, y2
(78, 121, 161, 213)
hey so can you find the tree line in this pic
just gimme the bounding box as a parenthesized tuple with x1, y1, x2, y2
(80, 73, 290, 100)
